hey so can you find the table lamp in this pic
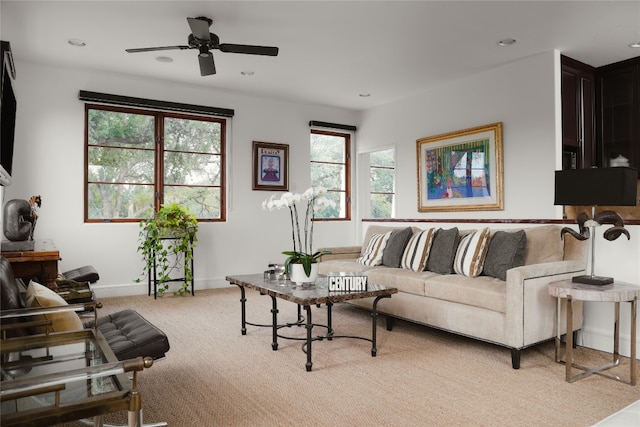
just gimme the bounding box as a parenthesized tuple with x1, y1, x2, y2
(554, 167, 638, 286)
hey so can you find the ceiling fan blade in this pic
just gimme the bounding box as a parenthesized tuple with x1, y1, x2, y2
(219, 44, 279, 56)
(126, 45, 190, 53)
(187, 17, 211, 41)
(198, 53, 216, 76)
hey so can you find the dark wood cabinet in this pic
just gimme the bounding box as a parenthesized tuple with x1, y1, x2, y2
(596, 56, 640, 169)
(561, 56, 596, 169)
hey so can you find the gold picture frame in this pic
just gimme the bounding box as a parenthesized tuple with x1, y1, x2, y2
(252, 141, 289, 191)
(416, 122, 503, 212)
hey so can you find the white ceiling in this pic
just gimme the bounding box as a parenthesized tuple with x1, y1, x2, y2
(2, 1, 639, 111)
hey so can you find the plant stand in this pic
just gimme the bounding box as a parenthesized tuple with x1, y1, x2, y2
(147, 236, 195, 299)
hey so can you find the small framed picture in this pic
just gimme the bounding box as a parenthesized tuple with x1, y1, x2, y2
(252, 141, 289, 191)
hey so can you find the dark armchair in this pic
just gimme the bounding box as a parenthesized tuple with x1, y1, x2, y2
(0, 256, 170, 360)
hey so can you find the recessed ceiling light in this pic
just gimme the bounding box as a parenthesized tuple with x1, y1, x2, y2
(156, 56, 174, 63)
(67, 39, 86, 47)
(359, 93, 371, 98)
(629, 41, 640, 48)
(241, 71, 254, 76)
(497, 38, 517, 46)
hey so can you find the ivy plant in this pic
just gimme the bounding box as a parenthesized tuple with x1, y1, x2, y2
(137, 203, 198, 296)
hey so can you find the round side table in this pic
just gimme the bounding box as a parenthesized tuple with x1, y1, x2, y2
(548, 279, 638, 386)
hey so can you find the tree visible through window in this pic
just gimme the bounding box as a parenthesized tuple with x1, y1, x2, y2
(369, 148, 395, 218)
(310, 129, 350, 220)
(85, 105, 225, 221)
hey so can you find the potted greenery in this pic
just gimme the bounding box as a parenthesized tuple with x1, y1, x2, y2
(137, 203, 198, 296)
(262, 187, 334, 284)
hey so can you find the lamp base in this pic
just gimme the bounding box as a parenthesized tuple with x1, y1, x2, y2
(571, 275, 614, 286)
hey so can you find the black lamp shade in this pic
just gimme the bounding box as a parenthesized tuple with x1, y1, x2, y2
(554, 167, 638, 206)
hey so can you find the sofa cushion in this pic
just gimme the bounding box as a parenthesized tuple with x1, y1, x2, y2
(454, 227, 491, 277)
(426, 227, 460, 274)
(482, 230, 527, 281)
(367, 267, 438, 296)
(356, 232, 392, 266)
(382, 227, 413, 268)
(424, 274, 507, 313)
(25, 280, 84, 333)
(401, 228, 436, 272)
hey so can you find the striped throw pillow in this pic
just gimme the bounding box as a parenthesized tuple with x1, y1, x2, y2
(356, 232, 392, 266)
(401, 228, 436, 272)
(453, 228, 491, 277)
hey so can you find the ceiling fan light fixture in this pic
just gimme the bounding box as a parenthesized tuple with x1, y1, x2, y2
(67, 38, 86, 47)
(629, 41, 640, 48)
(126, 16, 279, 76)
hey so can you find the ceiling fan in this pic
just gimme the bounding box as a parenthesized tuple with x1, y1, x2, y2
(126, 16, 279, 76)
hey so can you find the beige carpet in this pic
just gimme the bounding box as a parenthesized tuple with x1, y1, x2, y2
(58, 287, 638, 427)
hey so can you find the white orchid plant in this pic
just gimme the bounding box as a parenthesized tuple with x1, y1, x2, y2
(262, 187, 336, 276)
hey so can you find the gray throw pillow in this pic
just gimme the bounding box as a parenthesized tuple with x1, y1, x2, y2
(382, 227, 414, 268)
(426, 227, 460, 274)
(482, 230, 527, 281)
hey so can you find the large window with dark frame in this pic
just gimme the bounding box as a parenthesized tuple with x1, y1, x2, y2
(85, 104, 225, 222)
(310, 129, 351, 220)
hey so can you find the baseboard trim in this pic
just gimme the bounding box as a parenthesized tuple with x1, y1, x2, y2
(92, 278, 230, 299)
(580, 327, 639, 359)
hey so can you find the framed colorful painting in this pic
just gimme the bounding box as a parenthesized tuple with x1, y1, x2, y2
(252, 141, 289, 191)
(416, 122, 503, 212)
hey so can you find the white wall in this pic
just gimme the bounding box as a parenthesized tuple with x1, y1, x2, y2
(3, 61, 358, 295)
(357, 51, 558, 221)
(355, 50, 639, 357)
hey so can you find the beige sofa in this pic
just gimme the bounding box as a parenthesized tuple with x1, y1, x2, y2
(318, 224, 588, 369)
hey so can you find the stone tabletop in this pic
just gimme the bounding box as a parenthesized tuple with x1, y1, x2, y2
(548, 279, 640, 302)
(226, 273, 397, 306)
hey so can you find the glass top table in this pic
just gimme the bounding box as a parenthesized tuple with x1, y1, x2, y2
(226, 273, 397, 371)
(1, 328, 152, 426)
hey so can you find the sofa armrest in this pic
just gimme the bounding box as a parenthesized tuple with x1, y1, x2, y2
(508, 260, 585, 281)
(317, 246, 361, 261)
(504, 260, 586, 348)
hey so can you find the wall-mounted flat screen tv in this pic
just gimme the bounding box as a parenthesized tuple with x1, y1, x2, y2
(0, 41, 16, 187)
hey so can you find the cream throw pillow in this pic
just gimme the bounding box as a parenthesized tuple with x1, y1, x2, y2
(454, 228, 491, 277)
(356, 232, 392, 266)
(26, 280, 84, 333)
(401, 228, 436, 272)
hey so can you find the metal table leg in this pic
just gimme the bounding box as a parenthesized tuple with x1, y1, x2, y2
(271, 296, 278, 351)
(566, 295, 573, 382)
(371, 295, 391, 357)
(326, 302, 333, 340)
(231, 284, 247, 335)
(305, 305, 313, 371)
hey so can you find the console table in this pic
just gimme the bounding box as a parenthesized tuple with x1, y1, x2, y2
(1, 239, 60, 289)
(548, 279, 638, 386)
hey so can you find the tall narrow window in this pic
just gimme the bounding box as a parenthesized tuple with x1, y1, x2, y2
(86, 105, 225, 221)
(310, 129, 350, 220)
(369, 148, 395, 218)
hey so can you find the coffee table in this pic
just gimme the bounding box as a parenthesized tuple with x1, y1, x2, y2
(226, 273, 397, 371)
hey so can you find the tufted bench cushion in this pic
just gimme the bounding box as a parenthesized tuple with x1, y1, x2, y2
(86, 309, 170, 360)
(61, 265, 100, 283)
